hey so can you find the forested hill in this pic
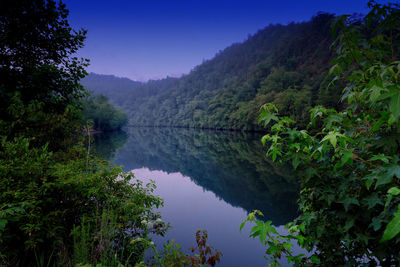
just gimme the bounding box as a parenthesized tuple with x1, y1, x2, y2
(82, 13, 343, 131)
(81, 73, 179, 108)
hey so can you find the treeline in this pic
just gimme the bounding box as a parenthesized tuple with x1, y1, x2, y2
(82, 13, 343, 130)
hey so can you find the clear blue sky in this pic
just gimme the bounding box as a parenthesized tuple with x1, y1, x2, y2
(64, 0, 373, 81)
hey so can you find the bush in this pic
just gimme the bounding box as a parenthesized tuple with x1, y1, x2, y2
(82, 94, 128, 132)
(0, 136, 167, 266)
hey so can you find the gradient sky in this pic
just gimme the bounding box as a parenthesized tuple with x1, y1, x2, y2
(64, 0, 373, 81)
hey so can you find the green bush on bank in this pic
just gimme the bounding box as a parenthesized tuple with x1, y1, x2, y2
(82, 94, 128, 132)
(0, 0, 164, 265)
(0, 133, 167, 266)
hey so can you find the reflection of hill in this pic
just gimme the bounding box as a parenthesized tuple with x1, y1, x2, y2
(95, 128, 298, 225)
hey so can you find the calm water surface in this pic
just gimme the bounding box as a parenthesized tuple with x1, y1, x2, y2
(94, 128, 299, 266)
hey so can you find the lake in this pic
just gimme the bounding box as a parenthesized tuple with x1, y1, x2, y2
(94, 127, 299, 266)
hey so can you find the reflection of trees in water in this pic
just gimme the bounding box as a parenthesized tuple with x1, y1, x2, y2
(93, 130, 128, 160)
(95, 127, 299, 225)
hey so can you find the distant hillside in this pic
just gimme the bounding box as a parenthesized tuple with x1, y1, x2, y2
(82, 13, 343, 131)
(81, 73, 141, 100)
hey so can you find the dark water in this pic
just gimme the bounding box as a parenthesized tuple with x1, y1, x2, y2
(94, 127, 299, 266)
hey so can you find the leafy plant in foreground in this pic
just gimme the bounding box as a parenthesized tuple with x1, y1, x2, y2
(0, 136, 167, 266)
(150, 230, 222, 267)
(242, 1, 400, 266)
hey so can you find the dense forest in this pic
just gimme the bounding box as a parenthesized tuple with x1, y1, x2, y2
(82, 13, 343, 130)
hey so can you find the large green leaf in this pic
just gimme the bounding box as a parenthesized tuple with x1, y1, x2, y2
(388, 187, 400, 196)
(250, 220, 277, 243)
(258, 109, 278, 127)
(381, 205, 400, 242)
(321, 131, 344, 148)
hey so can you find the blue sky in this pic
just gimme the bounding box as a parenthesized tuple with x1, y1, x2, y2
(64, 0, 372, 81)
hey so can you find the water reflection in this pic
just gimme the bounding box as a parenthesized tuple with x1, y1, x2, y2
(94, 127, 298, 225)
(93, 130, 128, 159)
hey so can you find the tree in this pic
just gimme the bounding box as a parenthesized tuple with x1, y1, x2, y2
(0, 0, 89, 149)
(0, 2, 168, 266)
(242, 1, 400, 266)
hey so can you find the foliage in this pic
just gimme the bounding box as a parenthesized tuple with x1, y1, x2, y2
(72, 204, 168, 266)
(70, 230, 221, 267)
(0, 136, 166, 266)
(240, 211, 319, 267)
(0, 1, 166, 266)
(0, 0, 89, 150)
(244, 1, 400, 266)
(151, 230, 222, 267)
(82, 94, 128, 132)
(82, 13, 342, 131)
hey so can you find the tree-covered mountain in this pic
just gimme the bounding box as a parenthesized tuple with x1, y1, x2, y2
(82, 13, 343, 131)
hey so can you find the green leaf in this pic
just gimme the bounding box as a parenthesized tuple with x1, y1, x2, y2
(370, 154, 391, 164)
(321, 131, 344, 149)
(386, 164, 400, 179)
(385, 194, 393, 208)
(310, 255, 320, 264)
(381, 205, 400, 242)
(339, 149, 354, 168)
(388, 187, 400, 196)
(250, 220, 277, 243)
(374, 174, 393, 188)
(261, 135, 269, 146)
(259, 110, 278, 127)
(239, 221, 246, 232)
(374, 165, 400, 188)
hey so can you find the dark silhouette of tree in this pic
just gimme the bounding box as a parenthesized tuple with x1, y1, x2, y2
(0, 0, 89, 148)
